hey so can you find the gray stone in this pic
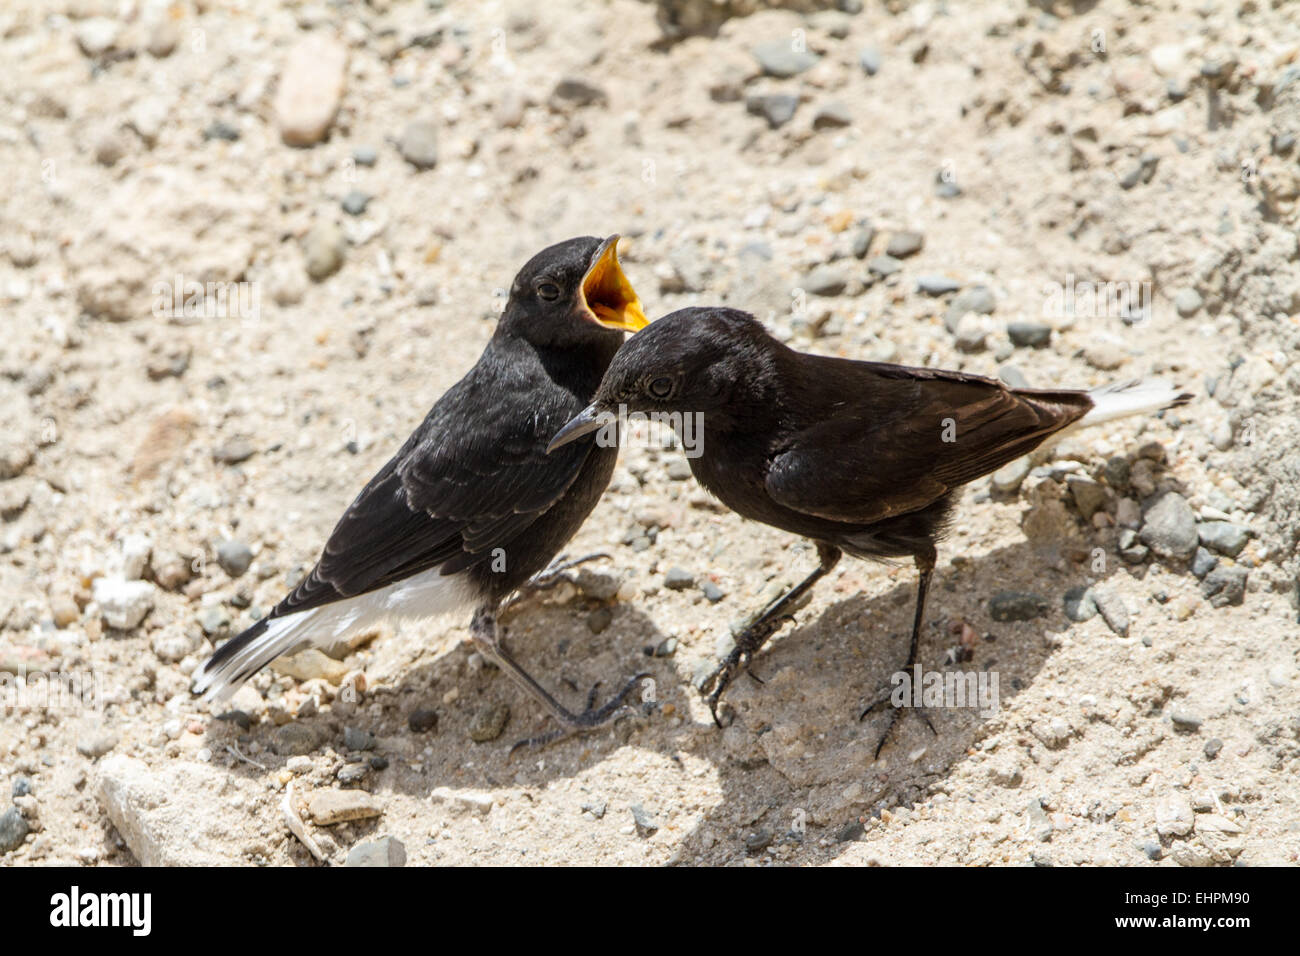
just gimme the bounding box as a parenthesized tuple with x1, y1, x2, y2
(0, 806, 28, 854)
(345, 835, 406, 867)
(944, 285, 996, 332)
(664, 567, 695, 590)
(1139, 492, 1198, 559)
(1170, 710, 1202, 731)
(1007, 321, 1051, 348)
(586, 606, 613, 634)
(812, 101, 852, 129)
(859, 44, 882, 76)
(991, 456, 1030, 493)
(804, 265, 848, 296)
(1204, 738, 1223, 759)
(352, 146, 378, 167)
(850, 227, 876, 259)
(1063, 586, 1098, 622)
(1197, 521, 1249, 557)
(744, 828, 773, 853)
(196, 605, 230, 636)
(550, 77, 608, 108)
(1067, 475, 1108, 519)
(701, 580, 725, 603)
(1092, 588, 1130, 637)
(867, 255, 901, 277)
(398, 120, 439, 169)
(216, 539, 253, 577)
(341, 190, 370, 216)
(989, 591, 1048, 622)
(746, 93, 799, 129)
(885, 231, 924, 258)
(752, 40, 820, 78)
(214, 437, 256, 464)
(630, 803, 659, 837)
(343, 726, 375, 751)
(1201, 565, 1247, 607)
(916, 275, 961, 296)
(1191, 547, 1219, 579)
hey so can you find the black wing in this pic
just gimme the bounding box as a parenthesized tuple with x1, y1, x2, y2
(765, 361, 1092, 525)
(269, 345, 594, 618)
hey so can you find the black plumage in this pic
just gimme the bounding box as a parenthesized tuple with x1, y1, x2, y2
(551, 306, 1189, 753)
(195, 236, 648, 748)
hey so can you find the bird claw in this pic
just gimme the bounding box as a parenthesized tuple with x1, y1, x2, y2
(859, 691, 938, 759)
(508, 670, 650, 756)
(699, 648, 750, 727)
(698, 613, 794, 726)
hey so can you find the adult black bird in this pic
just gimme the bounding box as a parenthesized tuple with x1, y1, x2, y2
(195, 236, 648, 748)
(550, 306, 1190, 754)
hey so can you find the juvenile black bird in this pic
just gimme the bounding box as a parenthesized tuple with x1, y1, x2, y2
(550, 306, 1190, 753)
(195, 236, 648, 746)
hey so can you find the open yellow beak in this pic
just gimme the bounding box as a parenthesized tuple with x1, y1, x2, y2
(580, 235, 648, 333)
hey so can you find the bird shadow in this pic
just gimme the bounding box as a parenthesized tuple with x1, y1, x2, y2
(203, 523, 1153, 865)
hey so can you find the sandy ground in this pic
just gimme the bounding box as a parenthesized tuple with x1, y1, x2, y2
(1, 0, 1298, 867)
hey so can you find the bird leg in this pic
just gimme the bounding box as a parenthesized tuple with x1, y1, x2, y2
(859, 547, 940, 757)
(467, 608, 647, 753)
(700, 542, 841, 726)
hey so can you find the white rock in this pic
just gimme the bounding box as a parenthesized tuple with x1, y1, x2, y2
(128, 97, 170, 146)
(1150, 43, 1186, 78)
(1154, 794, 1195, 837)
(92, 577, 156, 630)
(273, 35, 347, 147)
(75, 18, 121, 57)
(429, 786, 495, 815)
(95, 756, 247, 865)
(119, 533, 152, 580)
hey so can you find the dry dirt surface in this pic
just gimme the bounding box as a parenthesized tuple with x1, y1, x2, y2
(1, 0, 1298, 868)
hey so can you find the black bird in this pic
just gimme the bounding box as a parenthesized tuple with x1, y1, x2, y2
(550, 306, 1190, 753)
(195, 236, 649, 747)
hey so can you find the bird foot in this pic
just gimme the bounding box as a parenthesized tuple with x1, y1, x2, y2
(509, 671, 650, 755)
(859, 689, 938, 759)
(699, 614, 794, 727)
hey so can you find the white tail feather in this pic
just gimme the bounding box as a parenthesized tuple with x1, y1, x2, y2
(1079, 378, 1189, 428)
(192, 569, 476, 703)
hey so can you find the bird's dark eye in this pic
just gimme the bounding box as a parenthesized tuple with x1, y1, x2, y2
(648, 376, 674, 399)
(537, 281, 561, 301)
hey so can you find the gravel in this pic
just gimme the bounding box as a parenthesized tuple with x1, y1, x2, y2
(1139, 492, 1199, 559)
(989, 592, 1048, 622)
(398, 119, 439, 169)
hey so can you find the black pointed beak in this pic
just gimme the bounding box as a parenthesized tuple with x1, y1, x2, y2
(547, 403, 613, 454)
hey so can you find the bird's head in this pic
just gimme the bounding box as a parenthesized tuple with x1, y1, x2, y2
(548, 306, 775, 452)
(500, 235, 647, 348)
